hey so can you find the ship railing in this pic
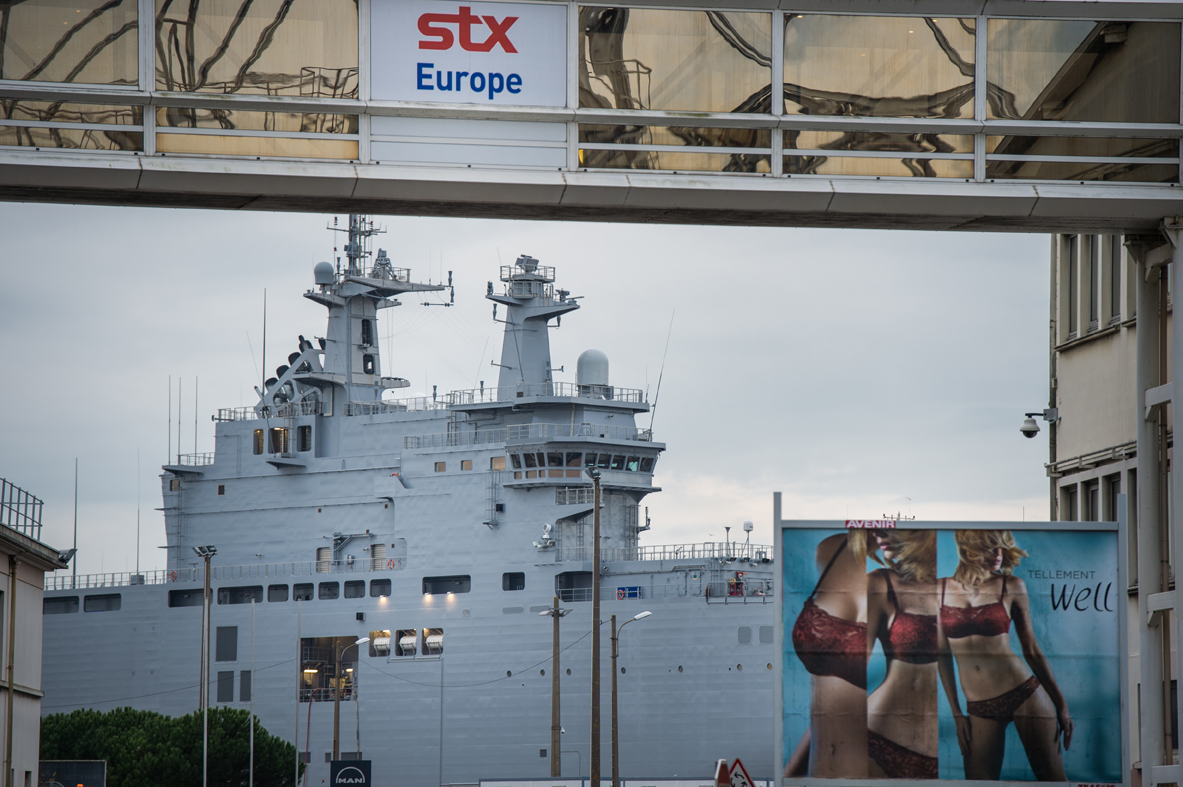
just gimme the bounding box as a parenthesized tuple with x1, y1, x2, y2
(45, 569, 177, 590)
(445, 382, 644, 405)
(556, 542, 773, 564)
(215, 401, 321, 421)
(500, 263, 556, 283)
(299, 687, 354, 703)
(345, 398, 450, 416)
(0, 478, 43, 541)
(44, 560, 414, 590)
(175, 452, 215, 467)
(405, 422, 653, 449)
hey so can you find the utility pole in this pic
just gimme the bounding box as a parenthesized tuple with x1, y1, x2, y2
(590, 468, 602, 784)
(540, 597, 571, 776)
(333, 638, 369, 761)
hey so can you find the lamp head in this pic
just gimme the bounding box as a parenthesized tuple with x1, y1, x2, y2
(355, 637, 370, 645)
(633, 611, 652, 621)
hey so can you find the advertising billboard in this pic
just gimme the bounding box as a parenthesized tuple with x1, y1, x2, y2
(776, 516, 1126, 785)
(371, 0, 567, 106)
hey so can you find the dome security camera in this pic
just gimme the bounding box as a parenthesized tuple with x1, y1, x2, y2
(1020, 417, 1040, 438)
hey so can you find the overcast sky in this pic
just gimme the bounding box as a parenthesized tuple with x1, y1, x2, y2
(0, 202, 1052, 576)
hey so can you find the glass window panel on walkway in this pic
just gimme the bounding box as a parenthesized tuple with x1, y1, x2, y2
(0, 0, 138, 85)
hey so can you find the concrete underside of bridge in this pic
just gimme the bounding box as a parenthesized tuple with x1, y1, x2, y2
(3, 152, 1179, 233)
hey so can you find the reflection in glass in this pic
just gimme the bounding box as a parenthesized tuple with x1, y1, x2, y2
(987, 20, 1180, 122)
(785, 130, 972, 154)
(580, 125, 771, 148)
(0, 101, 142, 125)
(157, 107, 358, 134)
(155, 0, 358, 96)
(785, 155, 971, 178)
(156, 133, 357, 159)
(987, 136, 1177, 158)
(783, 16, 975, 118)
(579, 8, 771, 113)
(580, 149, 770, 173)
(0, 126, 142, 150)
(986, 160, 1178, 183)
(0, 0, 138, 85)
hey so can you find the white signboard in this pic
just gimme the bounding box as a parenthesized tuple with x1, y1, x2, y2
(371, 1, 568, 107)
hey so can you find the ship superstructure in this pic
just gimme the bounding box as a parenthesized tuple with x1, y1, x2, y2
(40, 218, 776, 786)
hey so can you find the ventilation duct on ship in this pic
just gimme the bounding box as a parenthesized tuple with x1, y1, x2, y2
(316, 547, 331, 573)
(371, 543, 387, 571)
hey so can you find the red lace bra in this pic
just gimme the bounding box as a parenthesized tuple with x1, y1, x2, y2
(940, 576, 1011, 639)
(791, 540, 868, 689)
(883, 572, 937, 665)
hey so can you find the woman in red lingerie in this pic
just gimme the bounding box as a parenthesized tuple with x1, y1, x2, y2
(785, 531, 870, 778)
(866, 529, 939, 779)
(937, 530, 1073, 780)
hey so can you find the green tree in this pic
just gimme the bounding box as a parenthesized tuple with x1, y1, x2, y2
(41, 706, 303, 787)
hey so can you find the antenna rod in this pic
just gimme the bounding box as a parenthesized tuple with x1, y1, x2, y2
(72, 458, 78, 588)
(136, 449, 140, 576)
(261, 290, 267, 400)
(650, 310, 675, 435)
(177, 379, 182, 466)
(194, 377, 198, 456)
(168, 376, 171, 462)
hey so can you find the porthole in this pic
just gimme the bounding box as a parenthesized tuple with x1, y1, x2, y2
(540, 669, 545, 676)
(620, 667, 626, 674)
(737, 664, 743, 671)
(678, 665, 683, 673)
(566, 669, 571, 676)
(766, 663, 772, 670)
(506, 670, 512, 677)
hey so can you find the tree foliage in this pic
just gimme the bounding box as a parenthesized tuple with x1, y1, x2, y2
(41, 706, 303, 787)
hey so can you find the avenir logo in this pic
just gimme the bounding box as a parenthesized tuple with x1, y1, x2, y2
(334, 766, 367, 785)
(845, 519, 896, 529)
(418, 6, 519, 52)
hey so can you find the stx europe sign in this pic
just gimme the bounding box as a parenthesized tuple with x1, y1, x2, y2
(371, 0, 567, 107)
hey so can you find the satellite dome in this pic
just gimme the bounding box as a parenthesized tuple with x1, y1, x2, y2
(577, 349, 609, 386)
(314, 261, 334, 285)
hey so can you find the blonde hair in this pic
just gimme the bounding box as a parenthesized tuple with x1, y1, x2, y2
(953, 530, 1028, 588)
(846, 529, 879, 569)
(876, 530, 936, 583)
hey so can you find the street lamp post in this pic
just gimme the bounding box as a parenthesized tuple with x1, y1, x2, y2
(539, 597, 572, 776)
(333, 637, 370, 761)
(611, 611, 651, 787)
(192, 545, 217, 787)
(590, 468, 602, 784)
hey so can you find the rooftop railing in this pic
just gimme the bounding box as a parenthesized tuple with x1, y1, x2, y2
(447, 382, 644, 405)
(175, 452, 215, 467)
(556, 542, 773, 564)
(404, 422, 654, 449)
(0, 478, 42, 541)
(214, 400, 322, 421)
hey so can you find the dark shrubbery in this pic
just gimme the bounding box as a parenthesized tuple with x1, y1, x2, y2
(41, 706, 302, 787)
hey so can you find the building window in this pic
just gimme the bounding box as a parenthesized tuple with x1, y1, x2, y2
(253, 429, 264, 455)
(1109, 235, 1122, 324)
(43, 596, 79, 614)
(502, 572, 525, 591)
(240, 670, 252, 702)
(217, 671, 234, 703)
(423, 575, 470, 594)
(268, 584, 289, 602)
(1061, 485, 1078, 521)
(1066, 235, 1079, 339)
(1087, 236, 1100, 331)
(83, 593, 121, 612)
(217, 484, 225, 496)
(293, 583, 314, 601)
(216, 626, 238, 662)
(269, 427, 288, 454)
(434, 461, 446, 472)
(1105, 474, 1122, 523)
(319, 582, 339, 600)
(370, 579, 391, 597)
(1082, 479, 1100, 521)
(297, 425, 312, 452)
(490, 456, 506, 471)
(344, 580, 365, 599)
(461, 459, 472, 471)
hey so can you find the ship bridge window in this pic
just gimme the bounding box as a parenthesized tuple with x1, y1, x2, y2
(344, 580, 365, 599)
(297, 425, 312, 452)
(502, 572, 525, 591)
(509, 454, 521, 470)
(169, 589, 203, 608)
(640, 457, 655, 473)
(491, 456, 506, 471)
(293, 583, 314, 601)
(253, 429, 264, 455)
(522, 453, 538, 469)
(43, 596, 79, 614)
(84, 593, 121, 612)
(423, 575, 470, 595)
(596, 454, 611, 469)
(268, 584, 289, 602)
(318, 582, 339, 600)
(610, 455, 625, 470)
(370, 579, 391, 597)
(626, 456, 640, 472)
(217, 586, 262, 605)
(362, 355, 375, 375)
(566, 452, 582, 467)
(547, 452, 563, 467)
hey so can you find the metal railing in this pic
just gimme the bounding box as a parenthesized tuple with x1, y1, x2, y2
(44, 559, 411, 591)
(405, 428, 507, 449)
(446, 382, 644, 405)
(405, 422, 654, 450)
(556, 542, 773, 564)
(501, 263, 555, 283)
(345, 398, 450, 416)
(299, 687, 354, 703)
(214, 400, 322, 421)
(175, 452, 215, 467)
(0, 478, 42, 541)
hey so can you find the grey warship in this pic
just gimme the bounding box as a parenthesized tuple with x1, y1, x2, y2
(41, 217, 776, 785)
